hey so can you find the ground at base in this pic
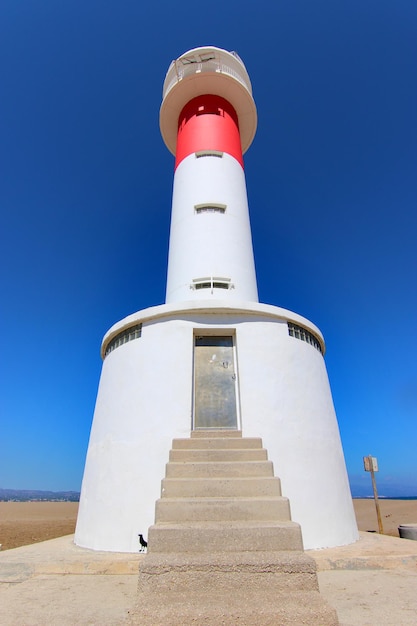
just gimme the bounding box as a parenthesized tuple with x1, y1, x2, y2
(0, 532, 416, 625)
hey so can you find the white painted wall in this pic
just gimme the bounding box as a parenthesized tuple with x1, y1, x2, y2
(75, 318, 192, 552)
(165, 153, 259, 303)
(75, 301, 358, 552)
(236, 318, 358, 549)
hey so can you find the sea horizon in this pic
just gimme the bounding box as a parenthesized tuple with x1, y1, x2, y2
(352, 495, 417, 500)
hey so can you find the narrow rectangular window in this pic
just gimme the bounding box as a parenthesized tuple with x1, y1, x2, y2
(195, 150, 223, 158)
(104, 323, 142, 357)
(191, 277, 232, 292)
(287, 322, 323, 355)
(195, 203, 226, 214)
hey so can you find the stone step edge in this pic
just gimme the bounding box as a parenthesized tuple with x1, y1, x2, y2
(156, 495, 289, 503)
(172, 438, 263, 449)
(169, 449, 268, 458)
(140, 550, 317, 573)
(166, 460, 273, 467)
(162, 476, 280, 483)
(131, 592, 338, 626)
(165, 462, 274, 477)
(149, 519, 301, 530)
(191, 430, 242, 438)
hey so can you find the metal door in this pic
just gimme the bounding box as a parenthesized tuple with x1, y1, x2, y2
(193, 335, 238, 429)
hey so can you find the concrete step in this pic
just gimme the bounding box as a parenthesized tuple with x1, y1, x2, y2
(155, 496, 291, 522)
(134, 552, 339, 624)
(191, 429, 242, 438)
(172, 437, 263, 449)
(169, 448, 268, 462)
(131, 432, 339, 625)
(147, 520, 303, 553)
(161, 476, 282, 497)
(139, 550, 319, 590)
(165, 460, 274, 478)
(132, 587, 338, 626)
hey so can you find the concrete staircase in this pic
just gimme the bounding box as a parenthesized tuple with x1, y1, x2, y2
(130, 431, 338, 625)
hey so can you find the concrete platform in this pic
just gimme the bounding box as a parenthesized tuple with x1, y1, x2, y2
(0, 532, 416, 625)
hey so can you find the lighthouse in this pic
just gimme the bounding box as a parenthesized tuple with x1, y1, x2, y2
(161, 50, 258, 305)
(75, 46, 358, 552)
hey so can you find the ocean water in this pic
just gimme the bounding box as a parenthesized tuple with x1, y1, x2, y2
(353, 496, 417, 500)
(379, 496, 417, 500)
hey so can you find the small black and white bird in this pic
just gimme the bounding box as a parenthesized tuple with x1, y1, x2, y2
(138, 533, 148, 552)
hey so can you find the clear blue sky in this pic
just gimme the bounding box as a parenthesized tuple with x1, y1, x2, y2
(1, 1, 416, 497)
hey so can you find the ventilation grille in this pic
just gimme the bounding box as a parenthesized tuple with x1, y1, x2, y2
(288, 322, 323, 354)
(104, 324, 142, 357)
(195, 203, 226, 214)
(192, 277, 233, 292)
(195, 150, 223, 158)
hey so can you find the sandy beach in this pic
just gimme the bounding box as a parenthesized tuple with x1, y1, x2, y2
(0, 502, 78, 550)
(1, 499, 416, 551)
(352, 498, 417, 536)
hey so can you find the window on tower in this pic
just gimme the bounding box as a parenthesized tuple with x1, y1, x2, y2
(287, 322, 323, 354)
(192, 277, 233, 293)
(195, 281, 212, 290)
(194, 203, 226, 214)
(195, 150, 223, 158)
(104, 324, 142, 357)
(196, 104, 223, 116)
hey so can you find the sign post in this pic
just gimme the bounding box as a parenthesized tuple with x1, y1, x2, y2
(363, 455, 384, 534)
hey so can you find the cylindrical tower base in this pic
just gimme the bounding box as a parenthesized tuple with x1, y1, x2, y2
(75, 301, 358, 552)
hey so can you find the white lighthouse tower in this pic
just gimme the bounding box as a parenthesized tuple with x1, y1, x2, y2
(75, 46, 358, 552)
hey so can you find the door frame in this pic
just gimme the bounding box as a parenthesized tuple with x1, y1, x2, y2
(191, 329, 241, 431)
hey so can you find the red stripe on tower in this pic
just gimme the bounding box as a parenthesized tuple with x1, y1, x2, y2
(175, 95, 243, 169)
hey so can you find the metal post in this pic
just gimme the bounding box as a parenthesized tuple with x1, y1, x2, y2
(369, 457, 384, 534)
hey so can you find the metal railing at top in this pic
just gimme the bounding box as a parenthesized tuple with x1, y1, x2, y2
(163, 54, 252, 100)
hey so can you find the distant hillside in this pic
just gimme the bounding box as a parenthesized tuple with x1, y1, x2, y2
(0, 488, 80, 502)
